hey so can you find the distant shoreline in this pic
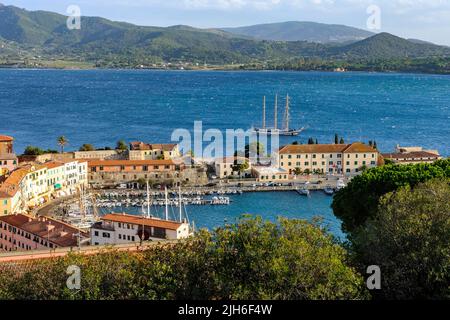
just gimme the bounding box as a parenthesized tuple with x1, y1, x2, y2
(0, 65, 449, 76)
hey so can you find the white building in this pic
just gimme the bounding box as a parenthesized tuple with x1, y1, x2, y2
(90, 213, 191, 246)
(44, 160, 88, 197)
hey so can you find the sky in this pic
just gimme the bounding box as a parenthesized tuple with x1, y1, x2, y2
(2, 0, 450, 45)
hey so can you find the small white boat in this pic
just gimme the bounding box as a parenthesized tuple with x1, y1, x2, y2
(324, 187, 334, 195)
(297, 188, 310, 197)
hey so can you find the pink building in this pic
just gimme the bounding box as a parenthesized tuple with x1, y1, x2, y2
(0, 214, 89, 252)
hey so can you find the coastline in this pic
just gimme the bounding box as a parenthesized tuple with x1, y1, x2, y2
(0, 65, 449, 76)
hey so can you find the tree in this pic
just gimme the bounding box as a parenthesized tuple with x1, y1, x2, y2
(315, 139, 319, 145)
(293, 167, 302, 175)
(233, 160, 249, 174)
(351, 179, 450, 300)
(116, 140, 128, 151)
(23, 146, 45, 156)
(292, 141, 299, 145)
(340, 138, 345, 144)
(332, 159, 450, 234)
(0, 217, 367, 300)
(79, 144, 95, 152)
(57, 136, 68, 154)
(335, 133, 339, 144)
(245, 142, 265, 160)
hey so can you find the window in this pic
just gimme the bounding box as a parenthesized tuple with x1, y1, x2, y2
(94, 231, 99, 236)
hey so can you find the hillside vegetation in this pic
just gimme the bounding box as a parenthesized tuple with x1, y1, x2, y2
(1, 4, 449, 72)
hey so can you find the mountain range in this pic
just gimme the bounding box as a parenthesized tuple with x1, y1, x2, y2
(222, 21, 375, 43)
(0, 3, 449, 72)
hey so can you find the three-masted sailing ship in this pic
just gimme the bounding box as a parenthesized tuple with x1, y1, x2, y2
(251, 94, 306, 136)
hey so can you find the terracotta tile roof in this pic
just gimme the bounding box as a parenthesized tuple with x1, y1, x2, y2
(0, 135, 13, 142)
(88, 159, 176, 167)
(343, 143, 377, 153)
(0, 167, 29, 197)
(382, 151, 441, 160)
(130, 142, 178, 151)
(43, 161, 65, 170)
(278, 143, 377, 154)
(0, 214, 87, 247)
(101, 213, 184, 231)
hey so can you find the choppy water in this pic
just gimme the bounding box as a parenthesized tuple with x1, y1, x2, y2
(1, 69, 449, 236)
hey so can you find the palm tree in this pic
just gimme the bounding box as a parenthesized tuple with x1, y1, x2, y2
(57, 136, 68, 154)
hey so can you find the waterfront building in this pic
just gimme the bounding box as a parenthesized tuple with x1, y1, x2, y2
(0, 135, 18, 174)
(251, 166, 289, 182)
(90, 213, 190, 245)
(20, 164, 51, 209)
(0, 214, 88, 252)
(382, 145, 441, 165)
(214, 157, 252, 179)
(275, 142, 379, 176)
(44, 160, 88, 197)
(129, 142, 181, 160)
(87, 159, 182, 187)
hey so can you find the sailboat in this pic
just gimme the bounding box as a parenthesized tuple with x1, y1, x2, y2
(251, 94, 306, 136)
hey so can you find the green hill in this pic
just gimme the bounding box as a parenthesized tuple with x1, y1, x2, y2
(222, 21, 374, 43)
(0, 4, 449, 71)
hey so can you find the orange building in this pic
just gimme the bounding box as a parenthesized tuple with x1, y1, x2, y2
(88, 159, 183, 186)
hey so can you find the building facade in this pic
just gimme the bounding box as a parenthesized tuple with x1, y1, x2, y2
(0, 135, 18, 174)
(74, 150, 126, 160)
(129, 142, 181, 160)
(88, 159, 182, 186)
(214, 157, 252, 179)
(90, 213, 190, 245)
(382, 145, 441, 165)
(0, 214, 88, 252)
(276, 143, 379, 176)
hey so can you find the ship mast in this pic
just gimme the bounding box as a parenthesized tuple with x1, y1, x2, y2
(274, 94, 278, 130)
(179, 186, 183, 222)
(146, 181, 151, 218)
(164, 186, 169, 221)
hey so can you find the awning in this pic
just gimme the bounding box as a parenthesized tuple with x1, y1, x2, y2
(54, 184, 62, 190)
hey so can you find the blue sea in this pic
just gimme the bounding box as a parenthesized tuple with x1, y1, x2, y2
(1, 69, 449, 236)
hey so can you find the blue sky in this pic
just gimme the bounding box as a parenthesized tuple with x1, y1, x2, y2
(3, 0, 450, 45)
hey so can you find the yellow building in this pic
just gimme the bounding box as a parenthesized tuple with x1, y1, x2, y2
(0, 168, 28, 216)
(276, 142, 379, 176)
(129, 142, 181, 160)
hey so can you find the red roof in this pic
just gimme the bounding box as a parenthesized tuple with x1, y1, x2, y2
(101, 213, 184, 231)
(278, 143, 377, 154)
(0, 214, 87, 247)
(0, 135, 13, 142)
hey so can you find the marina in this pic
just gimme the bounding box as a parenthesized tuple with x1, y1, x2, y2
(45, 184, 344, 237)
